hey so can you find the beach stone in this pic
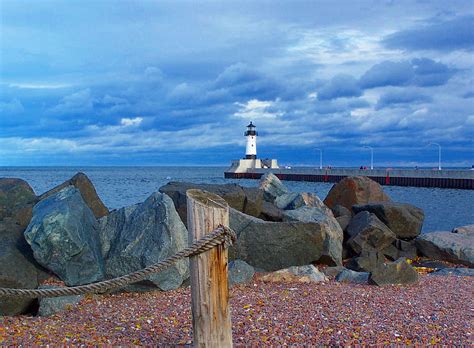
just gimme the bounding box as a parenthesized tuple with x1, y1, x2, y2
(429, 268, 474, 277)
(259, 201, 283, 221)
(346, 211, 397, 254)
(38, 286, 83, 317)
(382, 239, 418, 261)
(353, 202, 424, 240)
(416, 231, 473, 267)
(332, 204, 351, 218)
(0, 219, 46, 316)
(99, 192, 189, 291)
(229, 208, 343, 270)
(0, 178, 37, 228)
(335, 269, 370, 284)
(228, 260, 255, 286)
(452, 224, 474, 236)
(323, 176, 391, 211)
(370, 258, 419, 285)
(39, 172, 108, 219)
(25, 186, 105, 286)
(260, 265, 328, 283)
(159, 181, 262, 224)
(416, 260, 450, 269)
(259, 173, 288, 202)
(347, 250, 385, 273)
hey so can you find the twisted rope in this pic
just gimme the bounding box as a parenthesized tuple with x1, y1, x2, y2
(0, 225, 236, 299)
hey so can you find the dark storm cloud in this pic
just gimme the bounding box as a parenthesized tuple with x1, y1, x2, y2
(383, 15, 474, 52)
(359, 59, 454, 89)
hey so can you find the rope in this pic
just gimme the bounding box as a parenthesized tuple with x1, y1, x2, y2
(0, 225, 236, 299)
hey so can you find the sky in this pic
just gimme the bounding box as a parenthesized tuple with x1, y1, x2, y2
(1, 0, 473, 167)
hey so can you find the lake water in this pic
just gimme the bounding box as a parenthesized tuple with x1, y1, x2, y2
(1, 166, 472, 233)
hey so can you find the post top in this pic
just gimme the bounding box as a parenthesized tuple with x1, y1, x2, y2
(247, 121, 256, 128)
(186, 189, 228, 209)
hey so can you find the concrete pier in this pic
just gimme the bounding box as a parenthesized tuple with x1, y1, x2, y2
(224, 167, 474, 189)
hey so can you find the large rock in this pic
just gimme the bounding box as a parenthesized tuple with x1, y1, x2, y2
(39, 172, 108, 219)
(429, 268, 474, 277)
(260, 265, 328, 283)
(336, 215, 351, 232)
(24, 186, 105, 286)
(335, 269, 370, 284)
(259, 201, 284, 221)
(452, 224, 474, 236)
(324, 176, 391, 211)
(159, 181, 262, 225)
(381, 239, 418, 261)
(353, 202, 424, 240)
(347, 250, 385, 273)
(370, 258, 419, 285)
(0, 178, 37, 228)
(99, 192, 189, 291)
(0, 219, 47, 315)
(332, 205, 351, 218)
(228, 260, 255, 286)
(259, 173, 288, 202)
(38, 285, 83, 317)
(346, 211, 397, 254)
(275, 192, 331, 214)
(229, 208, 343, 270)
(416, 231, 473, 267)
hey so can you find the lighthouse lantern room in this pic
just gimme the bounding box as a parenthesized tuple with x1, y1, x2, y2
(244, 121, 258, 159)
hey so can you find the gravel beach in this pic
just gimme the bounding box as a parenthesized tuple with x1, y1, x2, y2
(0, 274, 472, 346)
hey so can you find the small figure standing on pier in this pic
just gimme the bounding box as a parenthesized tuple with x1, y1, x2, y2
(244, 121, 258, 159)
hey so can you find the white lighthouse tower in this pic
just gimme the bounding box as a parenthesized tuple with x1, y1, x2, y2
(244, 121, 257, 159)
(224, 121, 278, 173)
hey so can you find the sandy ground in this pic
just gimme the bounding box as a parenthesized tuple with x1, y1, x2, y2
(0, 274, 472, 346)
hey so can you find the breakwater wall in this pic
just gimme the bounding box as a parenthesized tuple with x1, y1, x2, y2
(224, 167, 474, 189)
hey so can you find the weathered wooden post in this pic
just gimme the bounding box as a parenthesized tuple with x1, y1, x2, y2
(186, 189, 232, 347)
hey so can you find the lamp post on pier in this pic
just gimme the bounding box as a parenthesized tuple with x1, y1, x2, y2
(315, 148, 322, 170)
(428, 142, 442, 170)
(363, 146, 374, 170)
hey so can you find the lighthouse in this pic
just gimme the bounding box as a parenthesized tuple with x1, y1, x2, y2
(244, 121, 257, 159)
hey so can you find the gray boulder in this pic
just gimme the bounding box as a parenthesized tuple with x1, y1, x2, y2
(99, 192, 189, 291)
(353, 202, 424, 240)
(0, 178, 37, 228)
(0, 219, 47, 315)
(38, 285, 83, 317)
(452, 224, 474, 236)
(336, 215, 351, 232)
(228, 260, 255, 286)
(332, 205, 351, 218)
(429, 268, 474, 277)
(275, 192, 331, 214)
(229, 208, 343, 270)
(335, 269, 370, 284)
(159, 181, 262, 225)
(347, 211, 397, 254)
(381, 239, 418, 261)
(370, 258, 419, 285)
(416, 231, 473, 267)
(259, 173, 288, 202)
(347, 250, 385, 273)
(259, 201, 284, 221)
(39, 172, 109, 219)
(24, 186, 105, 286)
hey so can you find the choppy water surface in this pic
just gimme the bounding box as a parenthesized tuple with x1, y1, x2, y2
(1, 166, 472, 233)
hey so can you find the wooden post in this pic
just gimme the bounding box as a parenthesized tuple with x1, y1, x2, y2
(186, 189, 232, 348)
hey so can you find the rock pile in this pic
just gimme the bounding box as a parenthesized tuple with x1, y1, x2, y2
(1, 172, 472, 317)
